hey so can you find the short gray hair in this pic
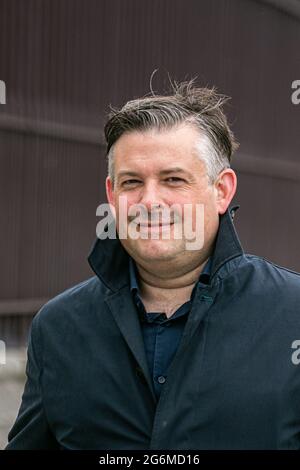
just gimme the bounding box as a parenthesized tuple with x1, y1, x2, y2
(104, 79, 239, 185)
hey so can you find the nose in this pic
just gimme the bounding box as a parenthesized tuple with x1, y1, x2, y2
(138, 180, 164, 213)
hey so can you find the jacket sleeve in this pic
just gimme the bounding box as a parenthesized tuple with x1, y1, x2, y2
(5, 314, 59, 449)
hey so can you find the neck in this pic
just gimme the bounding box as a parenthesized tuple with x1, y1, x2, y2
(135, 256, 209, 309)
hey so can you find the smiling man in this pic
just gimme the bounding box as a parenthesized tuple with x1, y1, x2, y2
(6, 80, 300, 450)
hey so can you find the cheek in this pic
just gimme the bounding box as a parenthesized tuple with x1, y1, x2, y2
(203, 198, 219, 237)
(182, 191, 216, 228)
(120, 194, 142, 217)
(125, 192, 139, 204)
(113, 193, 134, 220)
(201, 197, 218, 230)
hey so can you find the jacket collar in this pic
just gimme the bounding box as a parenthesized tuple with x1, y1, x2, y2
(209, 205, 244, 279)
(87, 205, 244, 293)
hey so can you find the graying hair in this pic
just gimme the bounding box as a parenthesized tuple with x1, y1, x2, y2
(104, 79, 239, 185)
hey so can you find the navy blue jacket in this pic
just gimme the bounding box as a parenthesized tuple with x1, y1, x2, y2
(6, 207, 300, 449)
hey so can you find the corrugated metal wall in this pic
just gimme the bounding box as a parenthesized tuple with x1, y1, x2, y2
(0, 0, 299, 346)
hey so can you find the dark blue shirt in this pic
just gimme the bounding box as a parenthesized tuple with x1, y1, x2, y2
(129, 256, 211, 399)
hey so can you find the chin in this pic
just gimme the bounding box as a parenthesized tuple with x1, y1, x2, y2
(133, 239, 183, 261)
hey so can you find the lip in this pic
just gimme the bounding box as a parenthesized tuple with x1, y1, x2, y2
(139, 222, 174, 227)
(139, 223, 174, 231)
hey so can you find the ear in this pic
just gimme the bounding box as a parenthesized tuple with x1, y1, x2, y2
(214, 169, 237, 215)
(105, 176, 116, 219)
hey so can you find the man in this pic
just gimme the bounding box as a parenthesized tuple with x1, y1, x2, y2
(6, 80, 300, 450)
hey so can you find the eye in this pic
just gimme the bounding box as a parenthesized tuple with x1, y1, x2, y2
(122, 179, 141, 186)
(165, 177, 185, 183)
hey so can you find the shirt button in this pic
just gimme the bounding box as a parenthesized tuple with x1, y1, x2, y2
(157, 375, 166, 384)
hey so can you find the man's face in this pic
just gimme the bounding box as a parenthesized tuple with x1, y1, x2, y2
(106, 124, 223, 268)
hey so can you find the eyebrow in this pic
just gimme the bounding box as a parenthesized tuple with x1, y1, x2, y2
(117, 167, 194, 179)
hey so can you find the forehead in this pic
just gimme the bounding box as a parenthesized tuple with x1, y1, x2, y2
(112, 124, 204, 173)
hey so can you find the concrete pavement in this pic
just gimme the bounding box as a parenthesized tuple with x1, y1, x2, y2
(0, 348, 27, 449)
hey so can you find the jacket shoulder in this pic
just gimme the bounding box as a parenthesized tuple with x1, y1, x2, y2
(243, 254, 300, 296)
(32, 275, 108, 328)
(245, 254, 300, 278)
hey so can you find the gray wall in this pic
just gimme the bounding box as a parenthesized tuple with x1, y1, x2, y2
(0, 0, 299, 345)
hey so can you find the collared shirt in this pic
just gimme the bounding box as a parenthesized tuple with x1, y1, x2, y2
(129, 256, 211, 399)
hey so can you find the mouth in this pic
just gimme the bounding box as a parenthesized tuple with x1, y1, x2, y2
(139, 222, 175, 228)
